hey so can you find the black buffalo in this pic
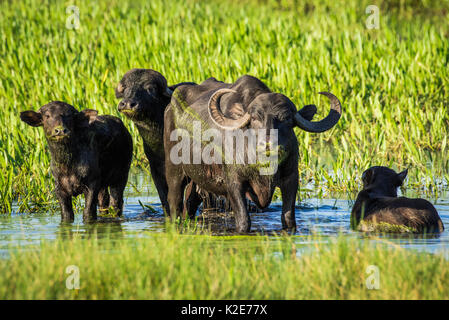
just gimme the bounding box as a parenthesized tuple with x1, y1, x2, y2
(115, 69, 262, 217)
(116, 69, 199, 215)
(351, 166, 444, 233)
(20, 101, 133, 222)
(164, 75, 341, 232)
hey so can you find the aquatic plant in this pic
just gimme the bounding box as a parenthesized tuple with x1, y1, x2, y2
(1, 0, 448, 212)
(1, 232, 448, 299)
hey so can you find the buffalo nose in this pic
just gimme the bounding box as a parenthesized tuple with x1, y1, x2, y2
(54, 127, 69, 136)
(118, 100, 138, 111)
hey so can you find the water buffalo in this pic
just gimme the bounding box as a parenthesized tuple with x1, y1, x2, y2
(116, 69, 196, 215)
(164, 75, 341, 232)
(20, 101, 133, 222)
(115, 69, 260, 217)
(351, 166, 444, 233)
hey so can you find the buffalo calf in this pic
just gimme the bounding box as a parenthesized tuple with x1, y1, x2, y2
(351, 166, 444, 233)
(20, 101, 133, 222)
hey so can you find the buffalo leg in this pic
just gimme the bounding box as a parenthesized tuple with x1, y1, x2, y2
(83, 185, 99, 223)
(98, 188, 110, 213)
(57, 189, 74, 222)
(167, 175, 187, 221)
(183, 181, 202, 219)
(149, 163, 169, 215)
(227, 186, 250, 233)
(280, 173, 298, 231)
(110, 183, 126, 217)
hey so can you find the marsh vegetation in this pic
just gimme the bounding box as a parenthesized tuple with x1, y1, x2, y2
(0, 0, 449, 299)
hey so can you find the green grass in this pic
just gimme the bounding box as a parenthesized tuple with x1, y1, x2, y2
(1, 0, 449, 212)
(1, 0, 448, 301)
(1, 231, 448, 299)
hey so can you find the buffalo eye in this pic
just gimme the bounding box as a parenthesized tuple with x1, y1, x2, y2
(144, 86, 157, 96)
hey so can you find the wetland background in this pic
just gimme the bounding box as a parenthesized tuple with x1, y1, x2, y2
(1, 0, 449, 299)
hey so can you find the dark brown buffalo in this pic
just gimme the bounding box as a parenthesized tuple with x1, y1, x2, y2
(164, 75, 341, 233)
(115, 69, 275, 217)
(351, 166, 444, 233)
(20, 101, 133, 222)
(116, 69, 196, 215)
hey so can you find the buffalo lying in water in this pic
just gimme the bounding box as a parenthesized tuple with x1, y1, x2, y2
(351, 166, 444, 233)
(164, 75, 342, 232)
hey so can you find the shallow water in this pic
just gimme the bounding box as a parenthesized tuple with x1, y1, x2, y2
(1, 173, 449, 257)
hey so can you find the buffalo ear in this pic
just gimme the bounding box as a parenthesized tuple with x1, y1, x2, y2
(298, 104, 317, 121)
(361, 168, 374, 186)
(396, 169, 408, 186)
(154, 74, 170, 97)
(115, 82, 125, 99)
(75, 109, 98, 128)
(20, 111, 43, 127)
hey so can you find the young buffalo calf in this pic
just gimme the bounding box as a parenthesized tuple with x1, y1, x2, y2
(20, 101, 133, 222)
(351, 166, 444, 233)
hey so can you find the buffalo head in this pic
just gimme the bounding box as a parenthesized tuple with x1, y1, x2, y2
(116, 68, 172, 120)
(20, 101, 98, 142)
(361, 166, 408, 197)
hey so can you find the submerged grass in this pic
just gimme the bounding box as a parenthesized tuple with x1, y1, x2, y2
(357, 221, 418, 233)
(1, 231, 448, 299)
(0, 0, 449, 212)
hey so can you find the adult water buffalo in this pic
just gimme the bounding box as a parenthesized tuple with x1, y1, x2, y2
(116, 69, 238, 217)
(164, 75, 341, 232)
(116, 69, 195, 215)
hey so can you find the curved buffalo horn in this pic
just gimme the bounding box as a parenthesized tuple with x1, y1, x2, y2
(116, 82, 124, 93)
(115, 82, 125, 98)
(207, 89, 251, 130)
(294, 92, 342, 133)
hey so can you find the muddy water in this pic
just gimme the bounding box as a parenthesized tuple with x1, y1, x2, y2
(1, 173, 448, 257)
